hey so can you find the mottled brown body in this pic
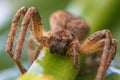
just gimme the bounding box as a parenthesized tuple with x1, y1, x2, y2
(50, 10, 89, 40)
(50, 29, 74, 55)
(6, 7, 117, 80)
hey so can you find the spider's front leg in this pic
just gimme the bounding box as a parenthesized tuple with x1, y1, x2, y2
(79, 30, 117, 80)
(6, 7, 49, 73)
(6, 6, 27, 73)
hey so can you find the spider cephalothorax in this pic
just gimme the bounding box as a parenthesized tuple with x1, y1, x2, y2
(50, 29, 74, 56)
(6, 7, 117, 80)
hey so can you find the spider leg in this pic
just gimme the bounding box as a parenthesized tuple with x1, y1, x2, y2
(100, 39, 117, 78)
(33, 37, 50, 60)
(67, 40, 79, 68)
(13, 7, 43, 61)
(16, 7, 49, 63)
(6, 6, 27, 73)
(79, 30, 117, 80)
(6, 6, 27, 57)
(95, 40, 117, 80)
(27, 32, 49, 63)
(28, 8, 50, 61)
(78, 40, 104, 76)
(6, 7, 45, 73)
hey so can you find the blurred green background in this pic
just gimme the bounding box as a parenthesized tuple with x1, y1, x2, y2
(0, 0, 120, 80)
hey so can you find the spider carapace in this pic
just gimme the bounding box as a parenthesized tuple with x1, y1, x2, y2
(6, 7, 117, 80)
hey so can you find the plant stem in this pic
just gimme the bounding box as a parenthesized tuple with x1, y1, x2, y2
(18, 48, 84, 80)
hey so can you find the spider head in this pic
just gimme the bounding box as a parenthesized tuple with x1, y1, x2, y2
(50, 29, 74, 56)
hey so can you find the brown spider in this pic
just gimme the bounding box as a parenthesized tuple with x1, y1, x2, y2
(6, 6, 117, 80)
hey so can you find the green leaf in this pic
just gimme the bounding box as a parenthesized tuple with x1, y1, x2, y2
(18, 48, 84, 80)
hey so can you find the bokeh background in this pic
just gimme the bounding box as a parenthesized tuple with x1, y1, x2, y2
(0, 0, 120, 80)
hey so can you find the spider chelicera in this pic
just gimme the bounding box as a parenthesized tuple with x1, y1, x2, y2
(6, 7, 117, 80)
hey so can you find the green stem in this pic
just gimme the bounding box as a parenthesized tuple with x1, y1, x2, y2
(18, 48, 84, 80)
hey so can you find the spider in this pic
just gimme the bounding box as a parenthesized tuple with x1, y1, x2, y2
(6, 6, 117, 80)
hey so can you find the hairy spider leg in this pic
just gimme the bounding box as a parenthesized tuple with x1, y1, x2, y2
(6, 7, 48, 73)
(6, 6, 27, 73)
(14, 7, 43, 61)
(102, 39, 117, 77)
(67, 40, 80, 68)
(79, 30, 117, 80)
(28, 8, 50, 60)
